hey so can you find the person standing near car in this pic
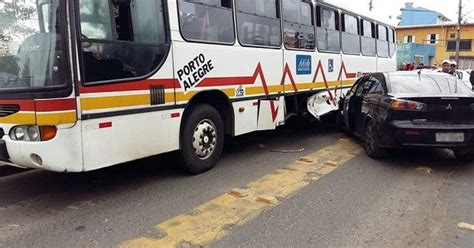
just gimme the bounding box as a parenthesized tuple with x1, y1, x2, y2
(441, 60, 453, 74)
(450, 61, 458, 74)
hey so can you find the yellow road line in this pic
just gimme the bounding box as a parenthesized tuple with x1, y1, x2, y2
(119, 138, 362, 248)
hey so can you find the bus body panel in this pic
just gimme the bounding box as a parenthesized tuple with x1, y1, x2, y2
(7, 125, 83, 172)
(81, 108, 183, 171)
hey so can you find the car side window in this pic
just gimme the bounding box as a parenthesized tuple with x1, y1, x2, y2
(368, 77, 383, 94)
(355, 78, 375, 96)
(349, 77, 365, 95)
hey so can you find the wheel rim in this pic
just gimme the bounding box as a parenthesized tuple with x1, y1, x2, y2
(365, 123, 376, 152)
(192, 119, 218, 160)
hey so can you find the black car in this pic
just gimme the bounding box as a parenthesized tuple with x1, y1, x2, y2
(340, 71, 474, 160)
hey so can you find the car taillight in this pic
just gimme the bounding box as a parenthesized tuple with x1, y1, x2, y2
(389, 99, 427, 111)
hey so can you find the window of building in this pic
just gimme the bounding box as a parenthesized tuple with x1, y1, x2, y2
(282, 0, 315, 50)
(404, 35, 415, 43)
(447, 40, 473, 51)
(450, 33, 456, 39)
(426, 34, 439, 44)
(79, 0, 169, 84)
(376, 24, 389, 58)
(178, 0, 235, 44)
(236, 0, 281, 47)
(341, 13, 360, 54)
(360, 19, 375, 56)
(316, 6, 340, 52)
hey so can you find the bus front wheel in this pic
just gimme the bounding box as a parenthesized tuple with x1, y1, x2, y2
(180, 104, 224, 174)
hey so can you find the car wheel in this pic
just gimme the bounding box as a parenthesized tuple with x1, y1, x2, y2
(180, 104, 224, 174)
(364, 119, 388, 159)
(453, 150, 474, 162)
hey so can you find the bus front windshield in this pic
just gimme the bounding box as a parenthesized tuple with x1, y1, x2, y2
(0, 0, 68, 92)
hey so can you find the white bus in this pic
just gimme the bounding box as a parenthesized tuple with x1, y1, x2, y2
(0, 0, 396, 174)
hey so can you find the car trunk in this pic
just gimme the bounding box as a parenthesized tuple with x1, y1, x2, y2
(393, 96, 474, 124)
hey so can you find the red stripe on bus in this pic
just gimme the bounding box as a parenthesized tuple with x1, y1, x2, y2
(197, 76, 256, 87)
(171, 113, 180, 118)
(0, 100, 35, 111)
(79, 79, 177, 94)
(35, 99, 77, 112)
(346, 73, 357, 78)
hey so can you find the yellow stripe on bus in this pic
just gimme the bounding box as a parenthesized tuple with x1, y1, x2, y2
(0, 113, 36, 125)
(36, 112, 77, 125)
(79, 80, 356, 112)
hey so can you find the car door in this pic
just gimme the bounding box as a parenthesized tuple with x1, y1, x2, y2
(342, 77, 364, 129)
(355, 76, 384, 134)
(343, 76, 372, 130)
(344, 76, 376, 133)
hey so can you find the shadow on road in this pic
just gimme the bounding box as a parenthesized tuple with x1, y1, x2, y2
(0, 121, 337, 211)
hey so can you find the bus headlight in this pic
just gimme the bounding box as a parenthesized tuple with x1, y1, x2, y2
(13, 126, 26, 140)
(10, 126, 57, 142)
(27, 126, 40, 141)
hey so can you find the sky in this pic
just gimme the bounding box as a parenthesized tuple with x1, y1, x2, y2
(324, 0, 474, 26)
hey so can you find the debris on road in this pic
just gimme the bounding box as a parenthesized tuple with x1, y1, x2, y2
(457, 222, 474, 231)
(298, 157, 314, 163)
(270, 148, 305, 153)
(257, 195, 279, 205)
(228, 188, 249, 198)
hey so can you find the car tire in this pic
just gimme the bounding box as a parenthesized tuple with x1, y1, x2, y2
(364, 119, 388, 159)
(453, 150, 474, 162)
(180, 104, 224, 174)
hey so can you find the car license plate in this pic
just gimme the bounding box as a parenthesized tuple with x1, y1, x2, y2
(436, 132, 464, 143)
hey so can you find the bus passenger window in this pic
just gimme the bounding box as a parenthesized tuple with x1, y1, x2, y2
(178, 0, 235, 44)
(377, 25, 389, 58)
(341, 13, 360, 55)
(316, 6, 340, 52)
(283, 0, 315, 50)
(112, 1, 134, 41)
(388, 29, 396, 57)
(79, 0, 169, 84)
(360, 19, 376, 56)
(79, 0, 113, 40)
(236, 0, 281, 47)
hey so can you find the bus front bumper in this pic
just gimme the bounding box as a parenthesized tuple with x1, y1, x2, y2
(0, 140, 26, 168)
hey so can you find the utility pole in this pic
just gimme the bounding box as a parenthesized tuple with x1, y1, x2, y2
(455, 0, 462, 66)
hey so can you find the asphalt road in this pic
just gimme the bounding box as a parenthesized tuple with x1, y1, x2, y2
(0, 121, 473, 247)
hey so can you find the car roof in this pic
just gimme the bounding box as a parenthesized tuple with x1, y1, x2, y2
(384, 71, 456, 78)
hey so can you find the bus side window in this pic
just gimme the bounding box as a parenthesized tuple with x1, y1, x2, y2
(79, 0, 169, 84)
(282, 0, 315, 50)
(377, 24, 389, 58)
(316, 6, 340, 53)
(388, 28, 396, 57)
(341, 13, 360, 55)
(178, 0, 235, 44)
(236, 0, 281, 47)
(360, 19, 376, 56)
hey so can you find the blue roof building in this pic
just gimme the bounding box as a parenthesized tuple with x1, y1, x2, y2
(398, 2, 451, 26)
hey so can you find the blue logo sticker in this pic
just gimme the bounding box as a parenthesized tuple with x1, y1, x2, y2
(328, 59, 334, 72)
(296, 55, 312, 75)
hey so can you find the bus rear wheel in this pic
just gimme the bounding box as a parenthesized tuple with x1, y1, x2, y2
(180, 104, 224, 174)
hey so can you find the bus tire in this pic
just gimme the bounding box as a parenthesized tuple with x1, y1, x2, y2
(180, 104, 224, 174)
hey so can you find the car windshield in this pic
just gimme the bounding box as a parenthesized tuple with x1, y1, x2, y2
(388, 74, 472, 95)
(0, 0, 68, 91)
